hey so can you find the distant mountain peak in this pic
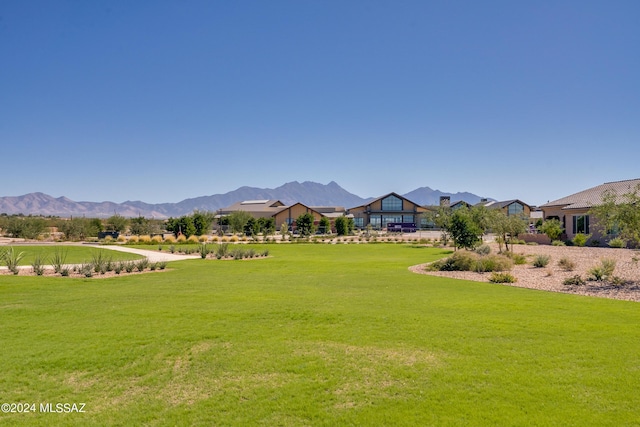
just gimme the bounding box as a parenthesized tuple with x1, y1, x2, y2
(0, 182, 491, 218)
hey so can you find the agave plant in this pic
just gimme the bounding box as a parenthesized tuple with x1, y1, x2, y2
(2, 246, 26, 275)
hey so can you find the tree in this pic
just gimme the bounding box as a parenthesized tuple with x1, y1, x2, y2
(335, 216, 351, 236)
(295, 213, 315, 237)
(318, 217, 331, 234)
(280, 222, 289, 240)
(538, 218, 564, 242)
(106, 214, 128, 233)
(244, 217, 257, 236)
(166, 215, 196, 237)
(449, 208, 482, 250)
(59, 217, 100, 241)
(226, 211, 253, 234)
(2, 216, 47, 239)
(257, 217, 275, 236)
(489, 210, 527, 252)
(424, 207, 452, 244)
(590, 185, 640, 247)
(192, 210, 215, 236)
(129, 216, 151, 235)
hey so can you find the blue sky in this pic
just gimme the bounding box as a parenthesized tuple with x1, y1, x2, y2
(1, 1, 638, 206)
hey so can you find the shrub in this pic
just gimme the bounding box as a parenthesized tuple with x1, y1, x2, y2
(588, 258, 616, 282)
(572, 233, 590, 247)
(127, 236, 139, 244)
(230, 235, 239, 243)
(151, 235, 163, 244)
(1, 247, 25, 275)
(187, 235, 200, 244)
(135, 258, 149, 272)
(114, 262, 124, 274)
(176, 235, 187, 244)
(198, 235, 208, 243)
(608, 237, 626, 248)
(158, 261, 167, 270)
(124, 261, 135, 273)
(563, 275, 586, 286)
(557, 257, 576, 271)
(31, 254, 46, 276)
(532, 254, 550, 268)
(474, 244, 491, 256)
(117, 235, 127, 243)
(475, 255, 513, 273)
(164, 235, 176, 244)
(551, 240, 566, 246)
(80, 263, 93, 278)
(50, 248, 68, 274)
(430, 252, 512, 273)
(139, 235, 152, 244)
(489, 272, 517, 283)
(199, 244, 209, 259)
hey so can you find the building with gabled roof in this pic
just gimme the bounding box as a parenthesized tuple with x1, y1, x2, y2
(347, 192, 427, 230)
(540, 178, 640, 241)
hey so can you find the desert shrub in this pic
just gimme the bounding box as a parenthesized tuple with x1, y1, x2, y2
(551, 240, 566, 246)
(176, 235, 187, 244)
(489, 272, 517, 283)
(198, 235, 208, 243)
(135, 258, 149, 272)
(114, 261, 124, 274)
(572, 233, 590, 247)
(474, 244, 491, 256)
(149, 262, 158, 271)
(117, 235, 127, 243)
(31, 253, 46, 276)
(589, 239, 600, 247)
(80, 263, 93, 278)
(199, 244, 210, 259)
(230, 235, 239, 242)
(504, 252, 527, 265)
(532, 254, 551, 268)
(123, 261, 135, 273)
(211, 236, 219, 242)
(215, 243, 230, 259)
(430, 252, 512, 273)
(158, 261, 167, 270)
(103, 235, 114, 243)
(608, 237, 626, 248)
(138, 235, 152, 244)
(588, 258, 616, 282)
(127, 236, 139, 244)
(557, 257, 576, 271)
(1, 247, 25, 275)
(187, 235, 200, 244)
(151, 235, 163, 244)
(475, 255, 513, 273)
(164, 235, 176, 244)
(563, 275, 586, 286)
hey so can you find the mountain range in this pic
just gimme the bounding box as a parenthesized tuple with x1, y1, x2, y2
(0, 181, 492, 218)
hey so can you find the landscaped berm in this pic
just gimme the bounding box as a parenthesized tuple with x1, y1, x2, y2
(1, 244, 639, 425)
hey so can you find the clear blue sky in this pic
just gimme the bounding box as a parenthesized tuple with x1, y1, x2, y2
(1, 0, 638, 206)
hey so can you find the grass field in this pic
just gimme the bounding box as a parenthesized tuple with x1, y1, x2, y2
(0, 245, 142, 266)
(1, 244, 639, 426)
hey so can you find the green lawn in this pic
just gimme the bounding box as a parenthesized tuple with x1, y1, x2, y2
(1, 244, 639, 426)
(1, 245, 142, 266)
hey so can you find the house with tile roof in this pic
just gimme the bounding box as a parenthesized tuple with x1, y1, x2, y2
(539, 178, 640, 241)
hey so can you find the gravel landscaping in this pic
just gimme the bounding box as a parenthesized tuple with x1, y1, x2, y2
(411, 243, 640, 302)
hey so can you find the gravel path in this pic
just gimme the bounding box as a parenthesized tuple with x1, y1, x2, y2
(410, 243, 640, 302)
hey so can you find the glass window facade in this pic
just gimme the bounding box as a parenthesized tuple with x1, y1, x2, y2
(370, 217, 382, 229)
(381, 195, 402, 211)
(354, 217, 364, 228)
(507, 202, 524, 216)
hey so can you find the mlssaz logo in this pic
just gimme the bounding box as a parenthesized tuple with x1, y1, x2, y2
(40, 403, 86, 413)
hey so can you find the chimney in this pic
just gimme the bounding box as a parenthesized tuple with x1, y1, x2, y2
(439, 196, 450, 207)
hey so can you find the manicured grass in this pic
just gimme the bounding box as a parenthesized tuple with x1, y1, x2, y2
(0, 245, 142, 266)
(1, 244, 639, 425)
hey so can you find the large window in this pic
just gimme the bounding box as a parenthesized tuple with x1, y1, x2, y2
(507, 202, 524, 216)
(573, 215, 590, 234)
(381, 195, 402, 211)
(370, 217, 382, 229)
(383, 215, 402, 225)
(353, 217, 364, 228)
(403, 215, 414, 223)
